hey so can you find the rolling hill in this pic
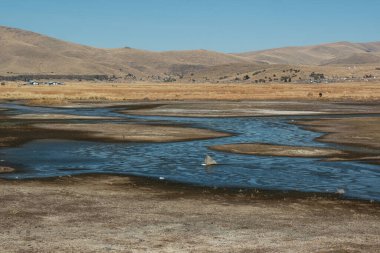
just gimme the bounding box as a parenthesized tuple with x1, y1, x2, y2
(0, 26, 253, 77)
(237, 41, 380, 65)
(1, 25, 380, 80)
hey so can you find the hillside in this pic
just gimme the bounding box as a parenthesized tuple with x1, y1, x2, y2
(237, 41, 380, 65)
(322, 53, 380, 65)
(0, 26, 252, 77)
(1, 26, 380, 82)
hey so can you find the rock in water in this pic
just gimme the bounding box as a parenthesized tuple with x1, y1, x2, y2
(336, 188, 345, 195)
(204, 155, 217, 166)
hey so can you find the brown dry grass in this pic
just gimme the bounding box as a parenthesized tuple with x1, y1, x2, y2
(1, 81, 380, 104)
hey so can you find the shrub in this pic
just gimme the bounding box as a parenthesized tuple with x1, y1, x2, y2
(310, 72, 325, 81)
(163, 77, 176, 82)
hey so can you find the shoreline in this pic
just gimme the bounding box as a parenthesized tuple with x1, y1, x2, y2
(1, 173, 379, 252)
(1, 172, 378, 204)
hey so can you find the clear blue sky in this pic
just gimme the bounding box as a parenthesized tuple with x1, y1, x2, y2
(1, 0, 379, 52)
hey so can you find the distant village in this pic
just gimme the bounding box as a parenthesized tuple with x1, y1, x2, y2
(25, 80, 64, 86)
(0, 67, 379, 85)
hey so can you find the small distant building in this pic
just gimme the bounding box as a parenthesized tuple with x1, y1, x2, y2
(309, 72, 325, 83)
(46, 81, 64, 85)
(28, 80, 39, 85)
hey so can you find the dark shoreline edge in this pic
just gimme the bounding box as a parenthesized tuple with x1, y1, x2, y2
(3, 99, 380, 119)
(291, 118, 380, 165)
(1, 172, 379, 205)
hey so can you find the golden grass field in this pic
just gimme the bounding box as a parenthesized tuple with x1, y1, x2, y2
(1, 81, 380, 104)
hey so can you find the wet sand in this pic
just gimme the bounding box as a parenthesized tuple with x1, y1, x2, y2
(0, 122, 230, 147)
(10, 114, 117, 120)
(0, 174, 379, 252)
(210, 143, 346, 158)
(296, 117, 380, 164)
(296, 117, 380, 149)
(0, 166, 15, 173)
(207, 117, 380, 164)
(33, 123, 231, 143)
(0, 107, 231, 147)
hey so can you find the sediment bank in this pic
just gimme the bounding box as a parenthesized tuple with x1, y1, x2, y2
(0, 174, 379, 252)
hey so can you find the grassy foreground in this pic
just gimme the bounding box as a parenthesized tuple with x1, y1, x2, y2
(1, 81, 380, 103)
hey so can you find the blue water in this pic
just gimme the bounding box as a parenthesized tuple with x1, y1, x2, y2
(0, 103, 379, 201)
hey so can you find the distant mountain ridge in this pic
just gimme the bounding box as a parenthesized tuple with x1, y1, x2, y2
(0, 26, 252, 76)
(236, 41, 380, 65)
(1, 26, 380, 77)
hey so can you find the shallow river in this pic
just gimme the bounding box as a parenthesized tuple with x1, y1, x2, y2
(1, 103, 379, 201)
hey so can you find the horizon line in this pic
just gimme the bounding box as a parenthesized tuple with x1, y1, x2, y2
(1, 25, 379, 54)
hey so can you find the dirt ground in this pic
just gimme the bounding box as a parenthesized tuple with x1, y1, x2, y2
(0, 174, 379, 253)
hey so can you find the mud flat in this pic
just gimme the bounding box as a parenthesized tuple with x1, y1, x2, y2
(33, 123, 231, 143)
(210, 143, 346, 158)
(0, 166, 15, 173)
(9, 114, 118, 120)
(120, 101, 380, 117)
(296, 117, 380, 164)
(296, 117, 380, 149)
(0, 120, 230, 148)
(0, 174, 378, 252)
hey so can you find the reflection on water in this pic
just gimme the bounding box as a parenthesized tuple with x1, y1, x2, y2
(0, 103, 379, 201)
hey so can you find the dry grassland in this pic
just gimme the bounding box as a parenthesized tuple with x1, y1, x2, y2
(0, 82, 380, 104)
